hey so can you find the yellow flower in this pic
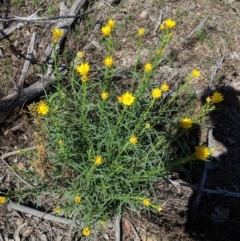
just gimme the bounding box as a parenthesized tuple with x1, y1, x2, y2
(81, 75, 88, 82)
(143, 198, 151, 206)
(159, 23, 165, 30)
(180, 117, 193, 129)
(82, 227, 91, 236)
(151, 88, 162, 99)
(120, 92, 135, 106)
(145, 123, 151, 129)
(58, 140, 63, 145)
(76, 62, 90, 76)
(191, 69, 200, 78)
(77, 51, 84, 58)
(129, 136, 138, 144)
(206, 96, 212, 103)
(52, 28, 64, 44)
(156, 205, 163, 212)
(138, 28, 145, 36)
(54, 206, 61, 213)
(160, 83, 169, 92)
(93, 156, 103, 165)
(117, 96, 123, 103)
(101, 25, 111, 36)
(107, 19, 115, 28)
(74, 195, 82, 203)
(164, 18, 176, 29)
(157, 49, 164, 55)
(101, 92, 109, 100)
(195, 146, 213, 161)
(144, 62, 153, 73)
(37, 101, 49, 115)
(100, 221, 106, 227)
(104, 56, 113, 67)
(0, 196, 6, 204)
(212, 91, 224, 103)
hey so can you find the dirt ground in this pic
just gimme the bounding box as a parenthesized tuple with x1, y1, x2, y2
(1, 0, 240, 240)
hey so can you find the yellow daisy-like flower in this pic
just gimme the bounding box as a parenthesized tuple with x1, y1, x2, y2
(58, 140, 63, 145)
(156, 205, 163, 212)
(54, 206, 61, 213)
(74, 195, 82, 203)
(82, 227, 91, 237)
(159, 23, 165, 31)
(120, 92, 135, 106)
(151, 88, 162, 99)
(144, 62, 153, 73)
(0, 196, 6, 204)
(129, 136, 138, 144)
(164, 18, 177, 29)
(37, 101, 49, 115)
(138, 28, 145, 36)
(101, 25, 111, 36)
(52, 28, 64, 44)
(93, 156, 103, 165)
(212, 91, 224, 103)
(76, 62, 90, 76)
(143, 198, 151, 207)
(117, 96, 123, 103)
(101, 92, 109, 100)
(145, 123, 151, 129)
(191, 69, 200, 78)
(107, 19, 115, 28)
(76, 51, 84, 58)
(104, 56, 113, 68)
(206, 96, 212, 103)
(180, 117, 193, 129)
(195, 146, 213, 161)
(100, 221, 106, 227)
(161, 83, 169, 92)
(81, 75, 88, 82)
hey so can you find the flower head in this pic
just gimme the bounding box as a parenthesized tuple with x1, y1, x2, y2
(101, 25, 111, 36)
(0, 196, 6, 204)
(101, 92, 109, 100)
(76, 51, 84, 58)
(195, 146, 213, 161)
(119, 92, 135, 106)
(161, 83, 169, 92)
(159, 23, 165, 31)
(82, 227, 91, 236)
(54, 206, 61, 213)
(74, 195, 82, 203)
(107, 19, 115, 28)
(37, 101, 49, 115)
(191, 69, 200, 78)
(145, 123, 151, 129)
(212, 91, 224, 103)
(144, 62, 153, 73)
(76, 62, 90, 76)
(129, 136, 138, 144)
(151, 88, 162, 99)
(58, 140, 63, 145)
(93, 156, 103, 165)
(81, 75, 88, 82)
(100, 221, 106, 227)
(206, 96, 212, 103)
(180, 117, 193, 129)
(156, 205, 163, 212)
(104, 56, 113, 67)
(138, 28, 145, 36)
(52, 28, 64, 44)
(143, 198, 151, 206)
(164, 18, 177, 29)
(157, 49, 164, 55)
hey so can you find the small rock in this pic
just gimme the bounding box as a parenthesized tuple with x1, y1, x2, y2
(139, 11, 148, 19)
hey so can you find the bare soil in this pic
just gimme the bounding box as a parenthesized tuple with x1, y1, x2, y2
(1, 0, 240, 240)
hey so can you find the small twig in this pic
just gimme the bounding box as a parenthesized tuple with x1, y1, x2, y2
(100, 0, 114, 8)
(0, 10, 94, 23)
(123, 217, 141, 241)
(114, 215, 121, 241)
(7, 202, 75, 225)
(0, 231, 4, 241)
(2, 147, 36, 159)
(0, 23, 23, 40)
(186, 16, 208, 39)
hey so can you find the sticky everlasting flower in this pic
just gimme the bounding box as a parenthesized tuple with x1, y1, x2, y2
(54, 206, 61, 213)
(120, 92, 135, 106)
(129, 136, 138, 144)
(152, 88, 162, 99)
(206, 96, 212, 103)
(104, 56, 113, 67)
(212, 91, 224, 103)
(101, 25, 111, 36)
(37, 101, 49, 115)
(138, 28, 145, 36)
(107, 19, 115, 28)
(195, 146, 213, 161)
(0, 196, 6, 204)
(52, 28, 64, 44)
(82, 227, 91, 236)
(144, 62, 153, 73)
(76, 62, 90, 76)
(156, 205, 163, 212)
(180, 117, 193, 129)
(93, 156, 103, 165)
(101, 221, 106, 227)
(164, 18, 176, 29)
(101, 92, 109, 100)
(76, 51, 84, 58)
(143, 198, 151, 206)
(74, 196, 82, 203)
(161, 83, 169, 92)
(191, 69, 200, 78)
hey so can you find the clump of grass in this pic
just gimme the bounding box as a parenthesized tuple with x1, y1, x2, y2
(7, 19, 224, 237)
